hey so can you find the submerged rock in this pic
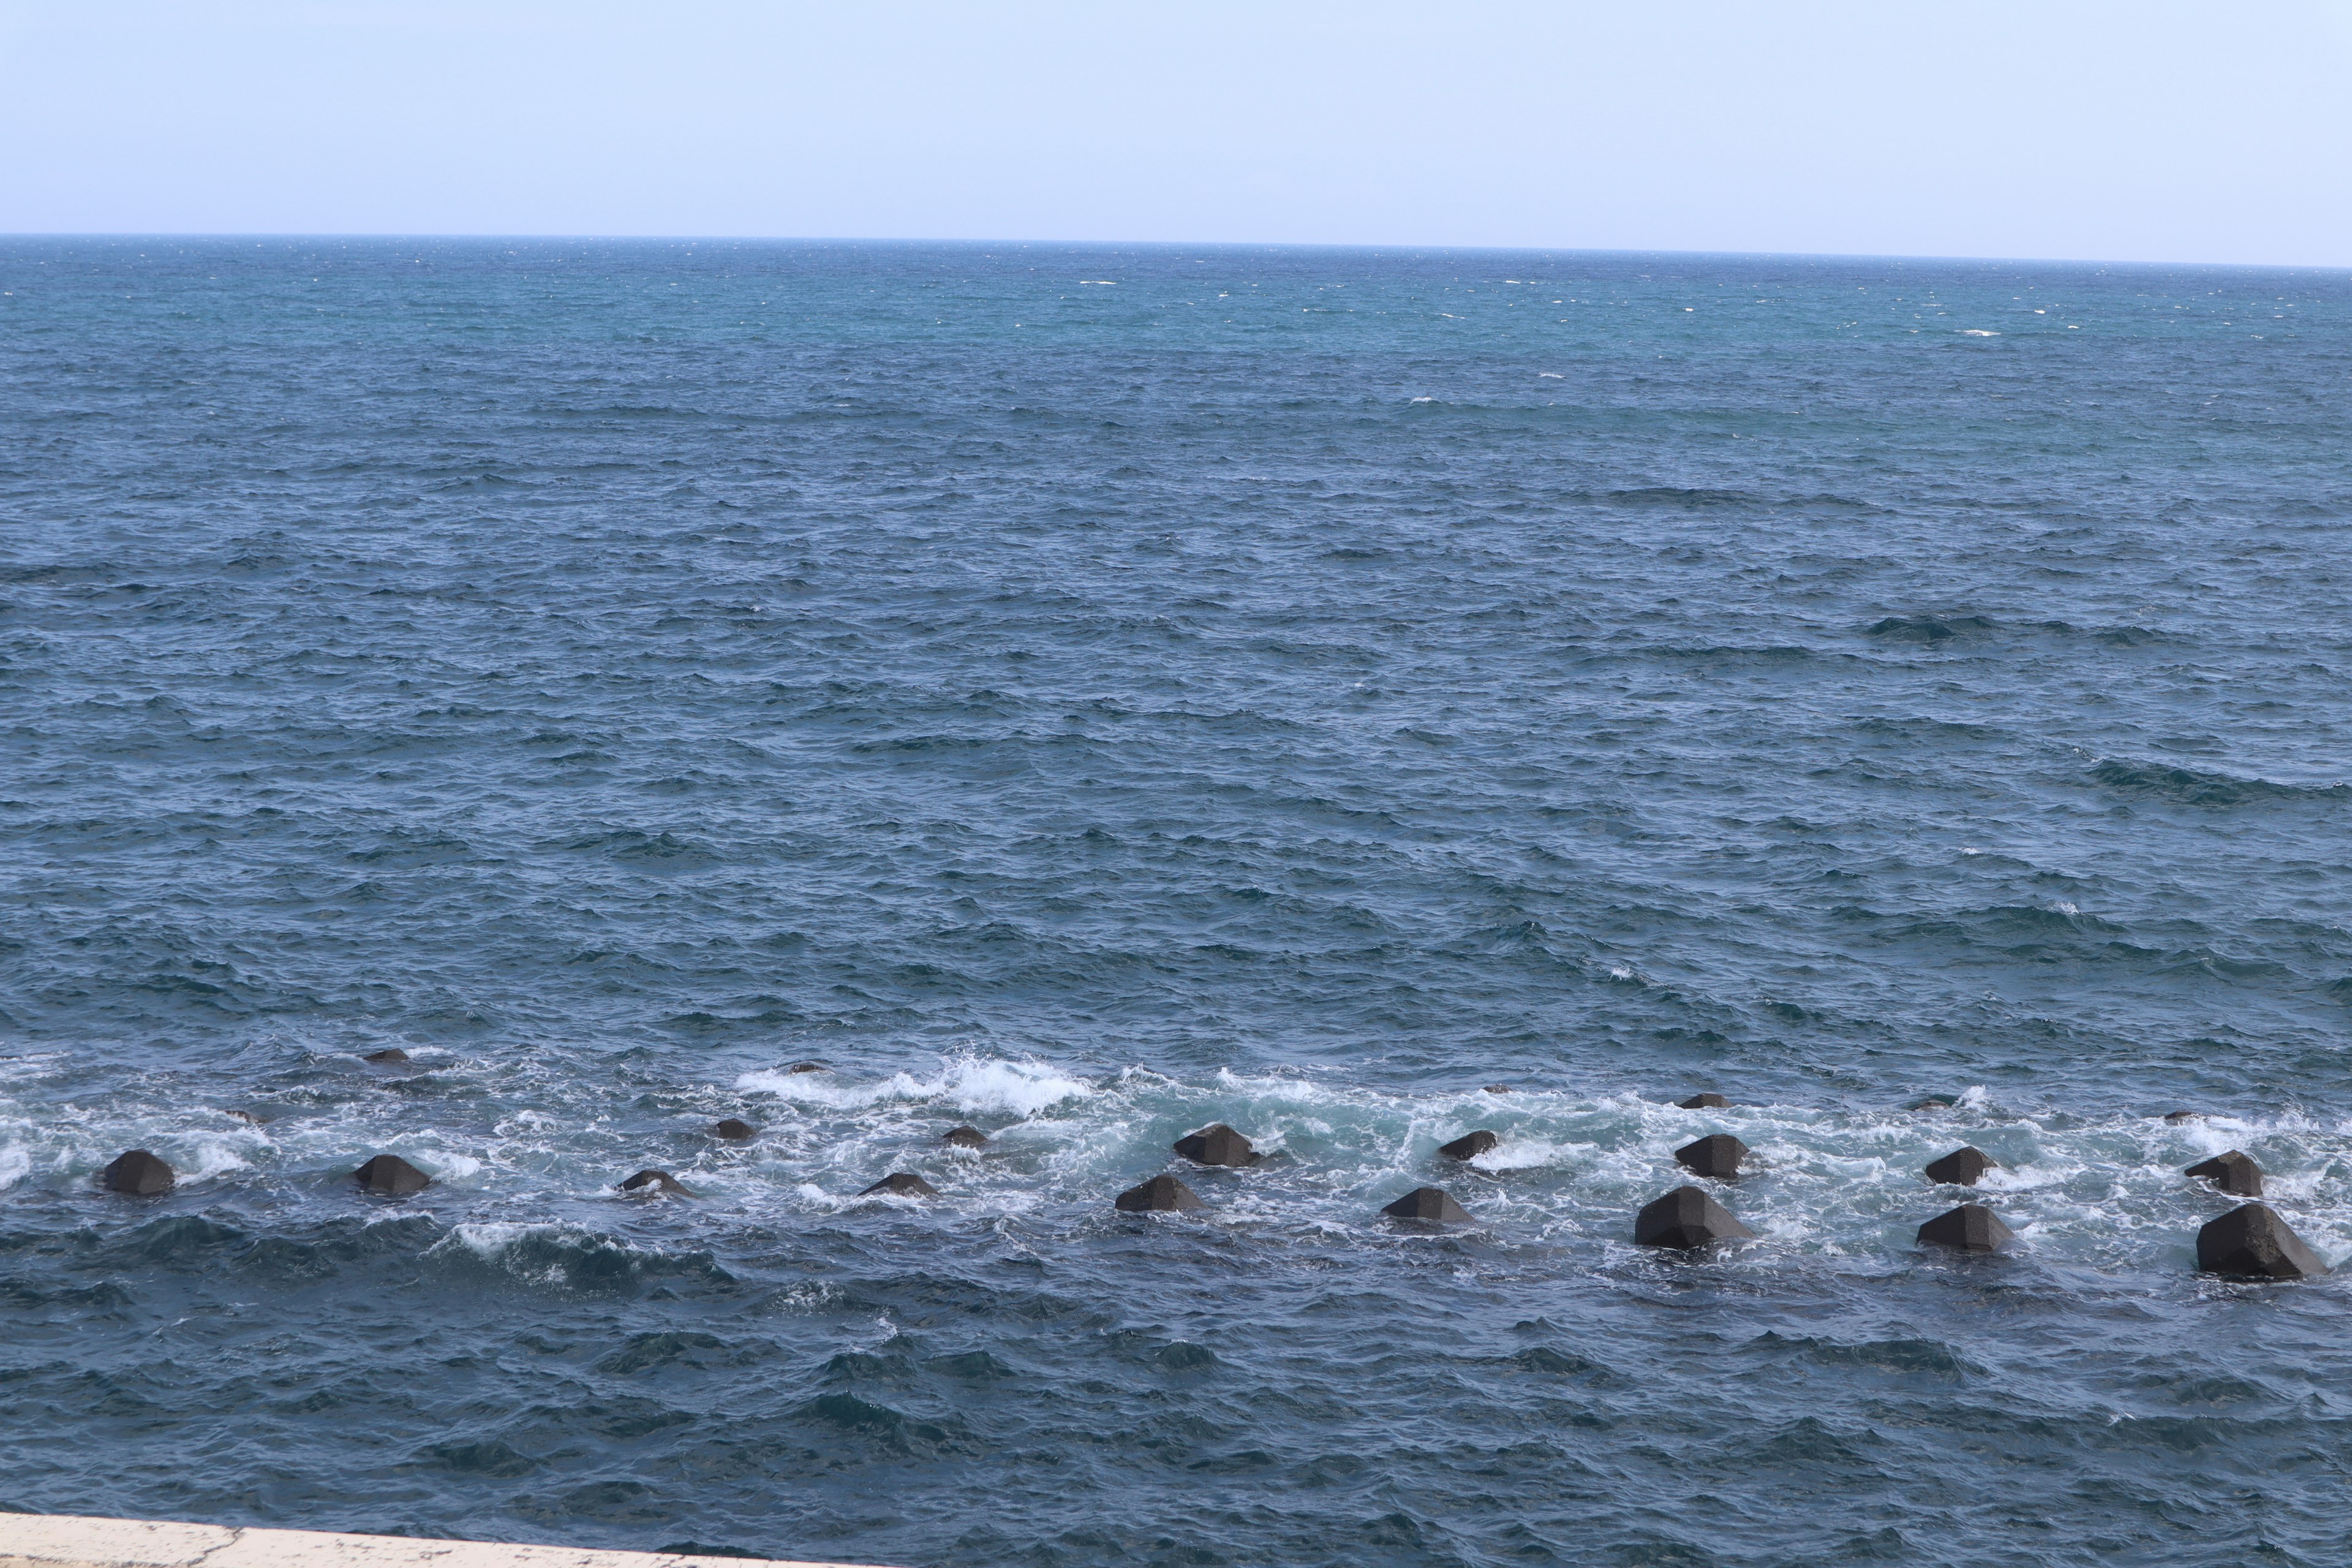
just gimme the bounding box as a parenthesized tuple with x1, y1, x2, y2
(2163, 1110, 2203, 1123)
(1924, 1146, 1999, 1186)
(1675, 1133, 1747, 1179)
(2197, 1203, 2324, 1279)
(1678, 1092, 1731, 1109)
(619, 1169, 692, 1197)
(1917, 1204, 2013, 1253)
(224, 1109, 268, 1126)
(712, 1118, 758, 1140)
(1910, 1095, 1956, 1112)
(1382, 1186, 1472, 1224)
(1483, 1084, 1512, 1094)
(2185, 1150, 2264, 1198)
(1173, 1123, 1259, 1167)
(787, 1061, 827, 1074)
(1439, 1129, 1498, 1161)
(943, 1125, 989, 1149)
(861, 1172, 940, 1199)
(1635, 1185, 1754, 1250)
(362, 1048, 409, 1065)
(353, 1154, 431, 1197)
(101, 1150, 174, 1196)
(1115, 1174, 1205, 1213)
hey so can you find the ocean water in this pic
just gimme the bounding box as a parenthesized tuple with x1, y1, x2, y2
(3, 237, 2350, 1567)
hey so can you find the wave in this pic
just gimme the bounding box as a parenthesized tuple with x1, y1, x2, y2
(2089, 759, 2350, 808)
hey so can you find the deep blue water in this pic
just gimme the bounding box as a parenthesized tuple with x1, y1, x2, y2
(4, 238, 2351, 1567)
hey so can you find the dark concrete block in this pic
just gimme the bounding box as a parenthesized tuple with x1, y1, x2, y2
(1918, 1204, 2013, 1253)
(102, 1150, 174, 1196)
(1439, 1129, 1498, 1161)
(1924, 1146, 1999, 1186)
(1115, 1174, 1205, 1213)
(619, 1169, 692, 1196)
(2198, 1202, 2325, 1279)
(2185, 1150, 2264, 1198)
(363, 1049, 409, 1064)
(712, 1118, 757, 1140)
(1678, 1093, 1731, 1109)
(1173, 1123, 1259, 1167)
(861, 1172, 940, 1198)
(1675, 1133, 1748, 1179)
(353, 1154, 431, 1196)
(1382, 1186, 1472, 1224)
(943, 1126, 989, 1149)
(1635, 1185, 1754, 1249)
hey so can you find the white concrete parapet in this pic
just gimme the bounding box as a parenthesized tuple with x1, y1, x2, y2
(0, 1517, 897, 1568)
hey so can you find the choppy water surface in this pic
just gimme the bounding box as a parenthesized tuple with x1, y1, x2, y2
(4, 239, 2351, 1567)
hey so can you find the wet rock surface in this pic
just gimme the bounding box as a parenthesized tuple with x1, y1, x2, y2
(352, 1155, 431, 1196)
(2185, 1150, 2264, 1198)
(1924, 1146, 1999, 1186)
(1635, 1186, 1755, 1250)
(1438, 1129, 1498, 1161)
(1381, 1186, 1472, 1224)
(861, 1172, 941, 1198)
(1674, 1133, 1747, 1179)
(1918, 1204, 2014, 1253)
(1115, 1175, 1205, 1213)
(2197, 1203, 2326, 1279)
(1172, 1123, 1259, 1167)
(100, 1150, 174, 1195)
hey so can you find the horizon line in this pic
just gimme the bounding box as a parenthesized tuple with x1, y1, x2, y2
(1, 232, 2346, 275)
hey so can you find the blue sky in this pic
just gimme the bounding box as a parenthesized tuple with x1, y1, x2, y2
(1, 1, 2347, 265)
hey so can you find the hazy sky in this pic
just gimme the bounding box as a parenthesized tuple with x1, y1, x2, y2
(2, 1, 2348, 265)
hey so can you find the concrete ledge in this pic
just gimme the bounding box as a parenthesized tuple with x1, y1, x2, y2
(0, 1517, 897, 1568)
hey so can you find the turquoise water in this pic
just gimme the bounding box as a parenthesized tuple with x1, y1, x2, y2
(3, 238, 2351, 1566)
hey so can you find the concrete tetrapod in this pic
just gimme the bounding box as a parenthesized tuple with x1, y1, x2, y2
(1439, 1129, 1498, 1161)
(943, 1125, 989, 1149)
(353, 1155, 431, 1197)
(618, 1169, 692, 1197)
(102, 1150, 175, 1196)
(2185, 1150, 2264, 1198)
(1678, 1093, 1731, 1109)
(1172, 1123, 1260, 1167)
(361, 1049, 409, 1065)
(1924, 1147, 1999, 1186)
(1116, 1174, 1205, 1213)
(1382, 1186, 1472, 1224)
(712, 1118, 757, 1140)
(1675, 1134, 1747, 1179)
(2197, 1203, 2326, 1279)
(1917, 1204, 2013, 1253)
(861, 1172, 940, 1198)
(1635, 1185, 1754, 1250)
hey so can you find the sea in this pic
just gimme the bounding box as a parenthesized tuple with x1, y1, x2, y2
(2, 238, 2350, 1567)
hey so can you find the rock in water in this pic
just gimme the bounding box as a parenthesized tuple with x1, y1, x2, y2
(1483, 1084, 1512, 1094)
(1924, 1147, 1999, 1186)
(1115, 1175, 1205, 1213)
(101, 1150, 174, 1195)
(1675, 1133, 1747, 1179)
(362, 1048, 409, 1064)
(1917, 1204, 2013, 1253)
(353, 1154, 431, 1196)
(2163, 1110, 2203, 1123)
(618, 1169, 692, 1196)
(1910, 1095, 1956, 1112)
(943, 1125, 989, 1149)
(2197, 1203, 2325, 1278)
(787, 1061, 827, 1074)
(1678, 1093, 1730, 1109)
(2185, 1150, 2264, 1198)
(861, 1172, 940, 1198)
(1382, 1186, 1472, 1224)
(224, 1109, 267, 1126)
(1635, 1186, 1754, 1250)
(1439, 1129, 1498, 1161)
(1172, 1123, 1259, 1167)
(712, 1118, 757, 1140)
